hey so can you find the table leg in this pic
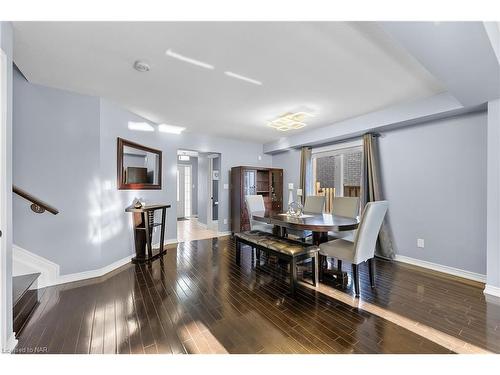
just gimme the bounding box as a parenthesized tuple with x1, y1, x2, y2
(235, 241, 241, 265)
(312, 253, 318, 287)
(312, 231, 328, 246)
(159, 208, 166, 256)
(143, 212, 153, 259)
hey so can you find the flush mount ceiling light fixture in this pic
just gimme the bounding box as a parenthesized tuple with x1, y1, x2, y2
(133, 60, 151, 72)
(224, 71, 262, 86)
(267, 112, 313, 131)
(128, 121, 155, 132)
(166, 49, 214, 70)
(158, 123, 186, 134)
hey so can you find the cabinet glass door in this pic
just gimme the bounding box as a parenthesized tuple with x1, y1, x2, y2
(244, 170, 256, 196)
(270, 169, 283, 210)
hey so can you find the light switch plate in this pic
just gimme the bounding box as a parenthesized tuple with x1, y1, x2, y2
(417, 238, 425, 248)
(223, 219, 228, 225)
(223, 183, 229, 189)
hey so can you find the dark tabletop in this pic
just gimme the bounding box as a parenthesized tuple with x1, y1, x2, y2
(125, 204, 171, 213)
(252, 210, 359, 232)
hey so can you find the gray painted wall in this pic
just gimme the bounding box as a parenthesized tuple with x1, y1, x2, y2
(13, 75, 272, 274)
(13, 68, 102, 274)
(272, 111, 487, 275)
(379, 111, 487, 275)
(0, 21, 14, 348)
(177, 156, 198, 216)
(272, 149, 301, 208)
(487, 99, 500, 288)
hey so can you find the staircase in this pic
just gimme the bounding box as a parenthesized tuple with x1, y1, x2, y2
(11, 186, 58, 337)
(13, 273, 41, 337)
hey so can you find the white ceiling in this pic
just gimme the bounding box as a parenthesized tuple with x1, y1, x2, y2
(12, 22, 444, 143)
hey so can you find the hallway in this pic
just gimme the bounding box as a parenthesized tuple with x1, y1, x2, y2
(177, 218, 220, 242)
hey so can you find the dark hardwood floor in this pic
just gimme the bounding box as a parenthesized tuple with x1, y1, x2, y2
(13, 236, 500, 354)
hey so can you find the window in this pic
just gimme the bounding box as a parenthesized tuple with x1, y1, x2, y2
(312, 140, 362, 212)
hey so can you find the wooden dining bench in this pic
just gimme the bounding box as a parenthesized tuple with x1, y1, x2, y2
(234, 230, 319, 294)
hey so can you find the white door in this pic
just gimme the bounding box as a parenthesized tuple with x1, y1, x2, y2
(177, 165, 192, 218)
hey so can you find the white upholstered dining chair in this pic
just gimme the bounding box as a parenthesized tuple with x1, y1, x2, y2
(332, 197, 359, 218)
(303, 195, 326, 214)
(329, 196, 360, 242)
(319, 200, 388, 297)
(245, 195, 274, 233)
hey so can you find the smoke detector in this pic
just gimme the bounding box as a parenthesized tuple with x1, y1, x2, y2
(133, 60, 150, 72)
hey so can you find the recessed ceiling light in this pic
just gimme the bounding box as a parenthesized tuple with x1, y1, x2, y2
(267, 112, 313, 131)
(224, 71, 262, 86)
(133, 60, 150, 72)
(159, 123, 186, 134)
(166, 49, 214, 70)
(128, 121, 154, 132)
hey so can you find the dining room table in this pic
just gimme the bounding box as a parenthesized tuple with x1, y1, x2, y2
(252, 210, 360, 283)
(252, 210, 359, 245)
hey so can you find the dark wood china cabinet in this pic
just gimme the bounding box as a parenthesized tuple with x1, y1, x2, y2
(230, 166, 283, 233)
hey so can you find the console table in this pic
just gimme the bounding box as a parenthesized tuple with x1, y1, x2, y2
(125, 203, 171, 263)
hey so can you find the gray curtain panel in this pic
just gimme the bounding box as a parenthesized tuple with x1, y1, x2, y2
(299, 146, 313, 205)
(360, 133, 395, 259)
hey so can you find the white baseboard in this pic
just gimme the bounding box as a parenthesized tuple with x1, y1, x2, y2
(13, 245, 60, 289)
(58, 238, 178, 285)
(14, 238, 179, 287)
(56, 253, 134, 286)
(395, 254, 486, 283)
(484, 284, 500, 298)
(152, 238, 178, 248)
(4, 333, 17, 353)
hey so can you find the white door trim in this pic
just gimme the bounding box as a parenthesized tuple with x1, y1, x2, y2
(0, 46, 16, 352)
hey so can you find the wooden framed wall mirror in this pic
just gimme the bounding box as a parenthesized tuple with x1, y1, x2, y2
(117, 137, 162, 190)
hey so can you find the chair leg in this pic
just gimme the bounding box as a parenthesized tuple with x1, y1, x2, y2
(337, 259, 342, 272)
(256, 248, 261, 266)
(236, 241, 241, 265)
(291, 258, 298, 295)
(319, 254, 326, 281)
(311, 253, 319, 287)
(352, 264, 360, 297)
(368, 258, 375, 288)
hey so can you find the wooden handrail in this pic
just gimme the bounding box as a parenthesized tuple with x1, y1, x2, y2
(13, 185, 59, 215)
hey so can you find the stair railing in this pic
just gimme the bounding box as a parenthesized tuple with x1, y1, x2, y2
(12, 185, 59, 215)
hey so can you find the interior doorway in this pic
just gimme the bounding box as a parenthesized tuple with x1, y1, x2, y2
(176, 149, 221, 243)
(207, 154, 220, 231)
(177, 164, 192, 219)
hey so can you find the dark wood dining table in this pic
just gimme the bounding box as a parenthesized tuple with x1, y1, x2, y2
(252, 210, 359, 245)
